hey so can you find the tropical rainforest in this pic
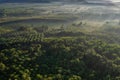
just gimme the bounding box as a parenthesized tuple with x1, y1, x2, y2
(0, 0, 120, 80)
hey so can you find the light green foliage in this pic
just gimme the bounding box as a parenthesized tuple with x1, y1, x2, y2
(0, 62, 6, 71)
(69, 75, 82, 80)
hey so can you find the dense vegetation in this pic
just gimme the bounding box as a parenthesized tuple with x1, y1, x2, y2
(1, 2, 120, 80)
(0, 26, 120, 80)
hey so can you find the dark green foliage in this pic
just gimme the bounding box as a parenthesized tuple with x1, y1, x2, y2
(0, 30, 120, 80)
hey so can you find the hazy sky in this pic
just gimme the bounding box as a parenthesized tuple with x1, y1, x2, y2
(110, 0, 120, 2)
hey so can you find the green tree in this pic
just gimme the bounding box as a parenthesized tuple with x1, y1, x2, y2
(69, 75, 82, 80)
(0, 62, 6, 71)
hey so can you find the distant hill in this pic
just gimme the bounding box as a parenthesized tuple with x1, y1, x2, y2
(0, 0, 49, 3)
(0, 0, 86, 3)
(0, 0, 115, 6)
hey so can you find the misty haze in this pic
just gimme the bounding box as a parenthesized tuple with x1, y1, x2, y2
(0, 0, 120, 80)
